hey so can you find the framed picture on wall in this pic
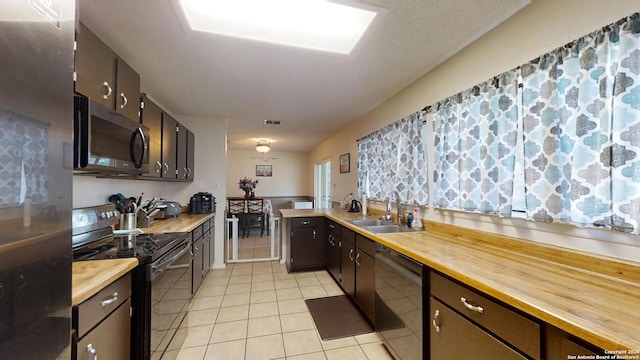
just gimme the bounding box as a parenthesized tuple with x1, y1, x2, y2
(340, 153, 350, 173)
(256, 164, 272, 177)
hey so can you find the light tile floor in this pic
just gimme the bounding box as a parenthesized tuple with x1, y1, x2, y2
(161, 261, 394, 360)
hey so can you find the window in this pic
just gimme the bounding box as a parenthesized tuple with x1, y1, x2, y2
(357, 111, 428, 206)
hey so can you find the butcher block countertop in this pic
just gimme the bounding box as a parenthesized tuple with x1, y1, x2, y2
(139, 212, 214, 233)
(280, 208, 640, 352)
(72, 258, 138, 305)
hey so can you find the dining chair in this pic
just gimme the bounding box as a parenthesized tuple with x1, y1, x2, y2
(227, 199, 248, 237)
(245, 198, 265, 237)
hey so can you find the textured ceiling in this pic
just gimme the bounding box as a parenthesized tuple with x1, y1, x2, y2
(77, 0, 530, 152)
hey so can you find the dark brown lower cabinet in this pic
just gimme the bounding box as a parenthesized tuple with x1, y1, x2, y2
(326, 230, 340, 282)
(355, 235, 376, 323)
(76, 299, 131, 360)
(430, 297, 526, 360)
(192, 237, 203, 293)
(545, 325, 600, 360)
(73, 274, 132, 360)
(340, 231, 355, 298)
(287, 217, 325, 272)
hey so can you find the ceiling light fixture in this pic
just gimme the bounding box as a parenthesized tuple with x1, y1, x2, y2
(177, 0, 378, 54)
(256, 140, 271, 153)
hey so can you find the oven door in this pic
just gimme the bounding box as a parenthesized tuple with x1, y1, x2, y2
(148, 237, 192, 359)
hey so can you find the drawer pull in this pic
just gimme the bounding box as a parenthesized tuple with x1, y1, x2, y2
(301, 220, 310, 225)
(432, 309, 441, 333)
(86, 343, 98, 360)
(461, 297, 484, 313)
(100, 292, 119, 307)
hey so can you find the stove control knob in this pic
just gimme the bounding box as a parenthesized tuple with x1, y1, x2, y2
(99, 212, 106, 220)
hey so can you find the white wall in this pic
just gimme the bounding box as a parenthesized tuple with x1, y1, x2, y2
(178, 115, 227, 268)
(309, 0, 640, 262)
(226, 150, 310, 197)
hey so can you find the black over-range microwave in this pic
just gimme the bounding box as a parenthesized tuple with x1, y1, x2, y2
(74, 94, 149, 175)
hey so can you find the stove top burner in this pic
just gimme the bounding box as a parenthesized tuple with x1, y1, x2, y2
(72, 232, 189, 262)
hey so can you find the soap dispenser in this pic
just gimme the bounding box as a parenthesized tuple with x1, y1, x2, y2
(412, 203, 422, 229)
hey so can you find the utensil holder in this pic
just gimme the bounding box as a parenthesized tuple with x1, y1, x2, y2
(119, 213, 137, 230)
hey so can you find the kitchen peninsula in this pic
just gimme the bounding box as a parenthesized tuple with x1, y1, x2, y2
(280, 208, 640, 357)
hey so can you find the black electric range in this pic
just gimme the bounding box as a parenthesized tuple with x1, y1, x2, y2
(72, 204, 191, 360)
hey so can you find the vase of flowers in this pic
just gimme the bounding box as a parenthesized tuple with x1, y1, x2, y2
(239, 177, 258, 198)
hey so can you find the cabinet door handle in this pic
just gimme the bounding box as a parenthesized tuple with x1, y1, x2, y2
(349, 248, 354, 261)
(100, 292, 119, 307)
(120, 92, 128, 108)
(355, 253, 360, 266)
(154, 161, 162, 173)
(86, 343, 98, 360)
(102, 81, 112, 99)
(162, 163, 169, 174)
(312, 229, 316, 239)
(432, 309, 441, 333)
(460, 297, 484, 314)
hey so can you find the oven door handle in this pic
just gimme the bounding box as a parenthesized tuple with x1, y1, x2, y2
(152, 241, 191, 273)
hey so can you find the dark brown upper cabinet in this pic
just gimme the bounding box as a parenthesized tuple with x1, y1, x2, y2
(75, 22, 140, 123)
(140, 95, 163, 178)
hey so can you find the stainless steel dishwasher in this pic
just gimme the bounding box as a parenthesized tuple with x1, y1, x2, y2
(375, 244, 424, 360)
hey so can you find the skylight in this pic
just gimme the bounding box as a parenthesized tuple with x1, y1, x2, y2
(177, 0, 377, 54)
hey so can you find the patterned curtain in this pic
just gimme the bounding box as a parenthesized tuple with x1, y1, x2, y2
(357, 111, 428, 205)
(0, 110, 49, 207)
(433, 69, 519, 215)
(521, 13, 640, 233)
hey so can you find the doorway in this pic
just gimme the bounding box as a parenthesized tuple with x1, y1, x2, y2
(314, 159, 332, 209)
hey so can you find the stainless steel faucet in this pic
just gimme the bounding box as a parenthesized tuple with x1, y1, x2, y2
(388, 190, 404, 226)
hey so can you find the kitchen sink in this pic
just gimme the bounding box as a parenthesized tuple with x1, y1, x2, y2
(362, 224, 416, 234)
(349, 219, 384, 226)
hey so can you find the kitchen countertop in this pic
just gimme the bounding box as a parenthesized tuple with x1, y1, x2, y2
(280, 208, 640, 351)
(72, 258, 139, 305)
(139, 212, 215, 233)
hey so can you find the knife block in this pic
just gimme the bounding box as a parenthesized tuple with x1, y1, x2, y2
(137, 215, 154, 228)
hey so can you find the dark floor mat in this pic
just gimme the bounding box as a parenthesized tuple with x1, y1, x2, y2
(305, 295, 374, 340)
